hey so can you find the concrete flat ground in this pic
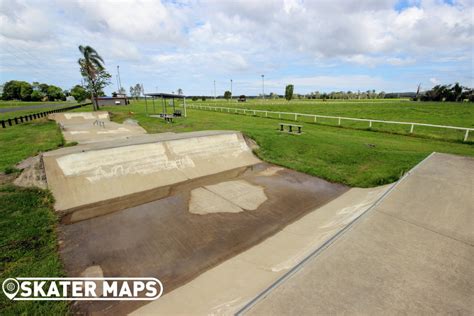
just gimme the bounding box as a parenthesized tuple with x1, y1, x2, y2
(246, 153, 474, 315)
(49, 111, 146, 143)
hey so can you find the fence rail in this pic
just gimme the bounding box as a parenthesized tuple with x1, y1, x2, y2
(187, 104, 473, 142)
(1, 103, 92, 129)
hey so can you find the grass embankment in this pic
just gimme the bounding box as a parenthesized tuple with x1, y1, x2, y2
(0, 109, 68, 315)
(0, 118, 65, 172)
(0, 184, 68, 315)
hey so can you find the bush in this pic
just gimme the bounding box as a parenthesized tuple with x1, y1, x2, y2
(4, 166, 21, 174)
(192, 96, 198, 101)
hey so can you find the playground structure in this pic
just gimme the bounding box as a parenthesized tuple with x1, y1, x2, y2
(144, 93, 187, 122)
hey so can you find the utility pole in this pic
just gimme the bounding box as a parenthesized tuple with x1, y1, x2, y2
(214, 80, 216, 101)
(117, 65, 122, 92)
(261, 74, 265, 100)
(230, 79, 233, 100)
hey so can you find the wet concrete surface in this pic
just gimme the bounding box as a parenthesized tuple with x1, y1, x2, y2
(59, 162, 348, 314)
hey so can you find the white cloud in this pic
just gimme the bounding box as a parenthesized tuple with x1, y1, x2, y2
(0, 0, 54, 41)
(430, 77, 440, 85)
(0, 0, 472, 94)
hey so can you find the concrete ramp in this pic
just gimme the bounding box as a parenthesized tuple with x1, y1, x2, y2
(49, 111, 146, 143)
(245, 153, 474, 315)
(44, 131, 261, 222)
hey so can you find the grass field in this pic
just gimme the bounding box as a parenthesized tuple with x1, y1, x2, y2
(184, 99, 474, 142)
(98, 99, 474, 187)
(0, 184, 68, 315)
(196, 98, 474, 128)
(0, 100, 74, 109)
(1, 99, 473, 185)
(0, 119, 65, 172)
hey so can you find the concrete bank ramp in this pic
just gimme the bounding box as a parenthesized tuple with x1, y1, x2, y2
(49, 111, 146, 144)
(245, 153, 474, 315)
(44, 131, 261, 222)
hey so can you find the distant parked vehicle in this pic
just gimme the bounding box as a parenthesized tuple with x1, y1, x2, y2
(238, 95, 246, 102)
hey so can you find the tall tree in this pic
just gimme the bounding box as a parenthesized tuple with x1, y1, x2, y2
(285, 84, 294, 101)
(71, 85, 89, 102)
(78, 45, 110, 110)
(177, 88, 183, 95)
(224, 90, 232, 100)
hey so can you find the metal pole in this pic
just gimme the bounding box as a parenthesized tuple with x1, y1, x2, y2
(214, 80, 216, 101)
(261, 74, 265, 100)
(117, 65, 122, 91)
(152, 96, 156, 114)
(115, 71, 120, 92)
(230, 79, 233, 100)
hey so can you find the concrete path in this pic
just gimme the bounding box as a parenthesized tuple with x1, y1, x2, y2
(245, 153, 474, 315)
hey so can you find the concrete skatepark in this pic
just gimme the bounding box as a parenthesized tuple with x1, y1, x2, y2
(37, 112, 473, 314)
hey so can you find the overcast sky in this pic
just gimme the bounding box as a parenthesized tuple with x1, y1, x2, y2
(0, 0, 473, 96)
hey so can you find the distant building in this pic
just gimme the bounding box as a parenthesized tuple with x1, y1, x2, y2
(97, 96, 129, 106)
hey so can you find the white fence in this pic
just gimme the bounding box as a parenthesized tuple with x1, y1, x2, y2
(187, 104, 473, 142)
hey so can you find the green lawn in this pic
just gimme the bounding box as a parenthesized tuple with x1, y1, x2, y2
(195, 98, 474, 127)
(0, 100, 72, 109)
(100, 100, 474, 187)
(0, 119, 65, 172)
(0, 185, 69, 315)
(184, 99, 474, 142)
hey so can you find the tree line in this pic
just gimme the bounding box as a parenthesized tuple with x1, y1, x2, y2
(415, 83, 473, 102)
(1, 80, 93, 103)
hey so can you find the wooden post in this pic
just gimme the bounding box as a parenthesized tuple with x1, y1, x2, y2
(369, 121, 372, 128)
(410, 124, 414, 133)
(338, 117, 341, 125)
(464, 129, 470, 142)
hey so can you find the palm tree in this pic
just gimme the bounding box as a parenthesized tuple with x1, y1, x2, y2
(78, 45, 105, 111)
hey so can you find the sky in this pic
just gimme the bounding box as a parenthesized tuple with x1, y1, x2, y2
(0, 0, 473, 96)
